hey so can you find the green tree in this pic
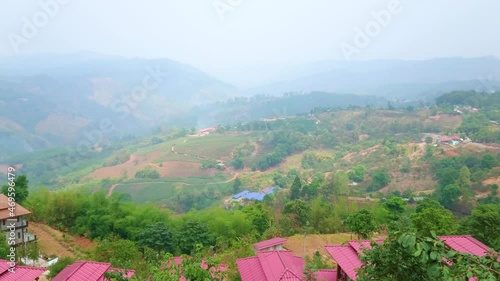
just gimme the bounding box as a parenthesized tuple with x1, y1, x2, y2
(481, 153, 496, 170)
(345, 209, 378, 239)
(358, 231, 500, 281)
(283, 199, 311, 229)
(135, 166, 160, 179)
(231, 157, 244, 170)
(1, 175, 29, 204)
(27, 242, 40, 265)
(0, 234, 10, 259)
(177, 221, 214, 254)
(348, 164, 366, 182)
(149, 245, 226, 281)
(24, 186, 50, 222)
(331, 171, 349, 196)
(47, 256, 75, 279)
(436, 184, 461, 209)
(309, 197, 333, 233)
(456, 165, 471, 189)
(290, 176, 302, 200)
(242, 204, 271, 237)
(425, 145, 434, 158)
(92, 238, 142, 268)
(460, 204, 500, 249)
(411, 199, 457, 236)
(383, 196, 407, 221)
(232, 178, 242, 193)
(368, 170, 391, 192)
(136, 222, 175, 255)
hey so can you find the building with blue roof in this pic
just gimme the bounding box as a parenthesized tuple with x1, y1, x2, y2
(232, 190, 249, 199)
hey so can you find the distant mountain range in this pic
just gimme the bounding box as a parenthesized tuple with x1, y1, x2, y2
(0, 53, 237, 160)
(208, 56, 500, 100)
(1, 54, 499, 160)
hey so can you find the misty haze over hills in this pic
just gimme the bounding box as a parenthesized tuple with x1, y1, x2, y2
(207, 56, 500, 97)
(0, 53, 499, 160)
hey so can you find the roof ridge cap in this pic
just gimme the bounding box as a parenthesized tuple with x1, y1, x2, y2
(277, 268, 301, 281)
(465, 236, 491, 252)
(237, 256, 259, 261)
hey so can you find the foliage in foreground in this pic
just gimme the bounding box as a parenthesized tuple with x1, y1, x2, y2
(357, 231, 500, 281)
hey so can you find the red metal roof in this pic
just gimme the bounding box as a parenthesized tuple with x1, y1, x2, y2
(52, 261, 134, 281)
(198, 127, 216, 133)
(347, 240, 383, 254)
(237, 251, 305, 281)
(253, 237, 288, 250)
(438, 236, 499, 280)
(237, 256, 267, 281)
(0, 260, 45, 281)
(438, 235, 491, 257)
(325, 245, 362, 281)
(0, 194, 31, 220)
(314, 269, 337, 281)
(0, 262, 9, 274)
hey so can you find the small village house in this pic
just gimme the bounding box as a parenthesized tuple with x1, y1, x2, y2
(252, 237, 288, 253)
(0, 194, 36, 246)
(197, 127, 216, 136)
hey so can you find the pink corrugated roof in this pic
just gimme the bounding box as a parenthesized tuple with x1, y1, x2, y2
(0, 267, 46, 281)
(52, 261, 110, 281)
(0, 260, 45, 281)
(253, 237, 287, 250)
(259, 251, 304, 280)
(438, 236, 498, 281)
(237, 251, 305, 281)
(52, 261, 134, 281)
(0, 262, 10, 274)
(347, 240, 382, 254)
(314, 269, 337, 281)
(198, 127, 216, 133)
(438, 235, 491, 257)
(237, 256, 267, 281)
(325, 245, 362, 280)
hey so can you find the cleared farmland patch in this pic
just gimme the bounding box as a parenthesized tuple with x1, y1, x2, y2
(111, 174, 233, 204)
(173, 135, 249, 161)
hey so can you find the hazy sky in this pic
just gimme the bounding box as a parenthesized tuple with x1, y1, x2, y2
(1, 1, 499, 70)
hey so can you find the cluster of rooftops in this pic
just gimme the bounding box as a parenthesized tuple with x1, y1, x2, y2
(1, 195, 497, 280)
(0, 234, 495, 280)
(235, 234, 497, 281)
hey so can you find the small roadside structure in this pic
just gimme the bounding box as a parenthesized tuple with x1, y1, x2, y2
(252, 237, 288, 253)
(197, 127, 216, 136)
(437, 135, 463, 145)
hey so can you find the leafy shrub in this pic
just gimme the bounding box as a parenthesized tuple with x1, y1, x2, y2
(135, 167, 160, 179)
